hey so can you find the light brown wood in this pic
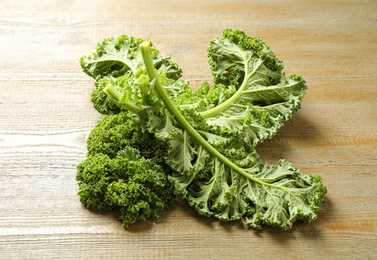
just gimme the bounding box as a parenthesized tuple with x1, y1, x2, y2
(1, 0, 376, 259)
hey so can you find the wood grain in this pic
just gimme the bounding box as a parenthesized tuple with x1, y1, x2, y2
(1, 0, 376, 259)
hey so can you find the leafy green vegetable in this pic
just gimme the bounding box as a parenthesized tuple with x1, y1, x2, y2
(78, 28, 326, 230)
(77, 146, 175, 229)
(80, 35, 182, 114)
(80, 34, 182, 80)
(200, 29, 306, 147)
(87, 112, 170, 168)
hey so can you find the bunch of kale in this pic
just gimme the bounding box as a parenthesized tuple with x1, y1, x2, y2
(77, 29, 326, 230)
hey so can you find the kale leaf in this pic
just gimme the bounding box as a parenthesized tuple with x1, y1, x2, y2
(80, 34, 182, 114)
(77, 146, 175, 229)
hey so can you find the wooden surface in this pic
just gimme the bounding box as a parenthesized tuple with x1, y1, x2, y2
(1, 0, 376, 259)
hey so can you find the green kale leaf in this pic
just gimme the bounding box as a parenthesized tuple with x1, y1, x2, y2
(80, 35, 182, 114)
(198, 29, 307, 146)
(76, 147, 175, 229)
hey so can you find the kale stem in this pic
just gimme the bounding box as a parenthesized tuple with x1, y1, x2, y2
(104, 84, 143, 115)
(137, 74, 150, 96)
(140, 40, 269, 187)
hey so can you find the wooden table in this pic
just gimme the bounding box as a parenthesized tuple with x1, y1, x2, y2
(1, 0, 376, 259)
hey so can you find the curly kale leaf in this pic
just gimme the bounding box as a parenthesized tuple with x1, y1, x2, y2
(80, 35, 182, 114)
(169, 147, 326, 229)
(163, 125, 326, 229)
(80, 34, 182, 80)
(196, 28, 307, 146)
(209, 28, 283, 86)
(86, 112, 170, 168)
(76, 147, 175, 229)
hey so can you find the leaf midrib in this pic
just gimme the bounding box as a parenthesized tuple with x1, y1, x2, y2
(199, 43, 259, 118)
